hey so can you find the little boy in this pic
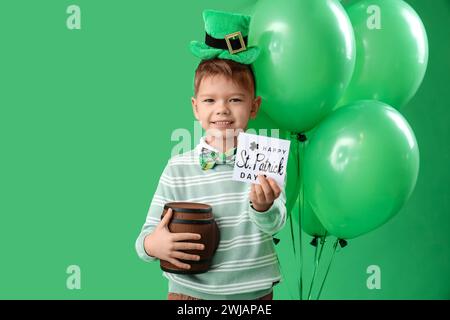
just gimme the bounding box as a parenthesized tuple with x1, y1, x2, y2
(135, 9, 286, 300)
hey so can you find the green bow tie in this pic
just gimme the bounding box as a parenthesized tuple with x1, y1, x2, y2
(200, 147, 237, 170)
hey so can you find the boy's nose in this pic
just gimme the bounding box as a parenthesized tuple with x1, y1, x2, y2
(215, 101, 231, 114)
(215, 109, 230, 115)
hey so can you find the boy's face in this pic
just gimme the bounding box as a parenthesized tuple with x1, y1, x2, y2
(191, 74, 261, 140)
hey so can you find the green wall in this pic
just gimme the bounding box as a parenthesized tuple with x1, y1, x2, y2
(0, 0, 448, 299)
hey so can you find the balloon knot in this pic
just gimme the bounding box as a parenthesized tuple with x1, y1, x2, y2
(295, 133, 307, 142)
(310, 237, 318, 247)
(338, 239, 348, 248)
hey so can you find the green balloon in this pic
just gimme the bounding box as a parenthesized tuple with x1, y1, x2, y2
(248, 111, 300, 214)
(285, 135, 301, 215)
(291, 133, 328, 237)
(338, 0, 428, 109)
(304, 100, 420, 239)
(300, 191, 328, 238)
(249, 0, 355, 132)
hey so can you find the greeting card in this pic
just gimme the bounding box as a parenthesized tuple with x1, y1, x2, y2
(232, 132, 291, 187)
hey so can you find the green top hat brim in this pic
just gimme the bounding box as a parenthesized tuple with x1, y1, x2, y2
(190, 40, 261, 65)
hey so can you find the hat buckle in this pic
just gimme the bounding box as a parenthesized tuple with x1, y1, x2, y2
(224, 31, 247, 54)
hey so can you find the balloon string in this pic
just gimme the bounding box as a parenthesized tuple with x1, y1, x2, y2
(316, 238, 339, 300)
(317, 234, 327, 265)
(314, 237, 319, 262)
(298, 134, 305, 300)
(288, 133, 300, 299)
(307, 238, 319, 300)
(288, 207, 296, 255)
(298, 188, 303, 300)
(307, 233, 327, 300)
(289, 132, 300, 297)
(288, 194, 299, 299)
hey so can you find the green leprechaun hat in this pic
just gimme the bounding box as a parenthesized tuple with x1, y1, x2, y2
(190, 9, 260, 65)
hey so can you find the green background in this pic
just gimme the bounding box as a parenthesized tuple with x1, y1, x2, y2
(0, 0, 448, 299)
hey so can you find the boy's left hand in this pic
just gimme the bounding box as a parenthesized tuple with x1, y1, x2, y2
(249, 175, 281, 212)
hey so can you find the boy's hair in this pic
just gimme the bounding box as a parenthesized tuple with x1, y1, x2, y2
(193, 59, 256, 97)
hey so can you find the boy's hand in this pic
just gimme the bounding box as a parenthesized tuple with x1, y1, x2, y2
(249, 175, 282, 212)
(144, 208, 204, 270)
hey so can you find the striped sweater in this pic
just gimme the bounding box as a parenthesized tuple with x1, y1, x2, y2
(135, 137, 287, 300)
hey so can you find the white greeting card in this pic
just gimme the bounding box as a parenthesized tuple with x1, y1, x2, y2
(232, 132, 291, 187)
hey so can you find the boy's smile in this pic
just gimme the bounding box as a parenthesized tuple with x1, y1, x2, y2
(192, 74, 261, 152)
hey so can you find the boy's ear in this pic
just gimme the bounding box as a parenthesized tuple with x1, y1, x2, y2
(191, 97, 200, 120)
(250, 96, 262, 120)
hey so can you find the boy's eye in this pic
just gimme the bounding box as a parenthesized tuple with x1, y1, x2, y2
(230, 98, 242, 102)
(203, 99, 214, 103)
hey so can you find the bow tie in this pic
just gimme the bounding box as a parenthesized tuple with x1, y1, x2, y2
(200, 147, 237, 170)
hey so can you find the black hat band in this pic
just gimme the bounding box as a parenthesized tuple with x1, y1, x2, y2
(205, 32, 248, 53)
